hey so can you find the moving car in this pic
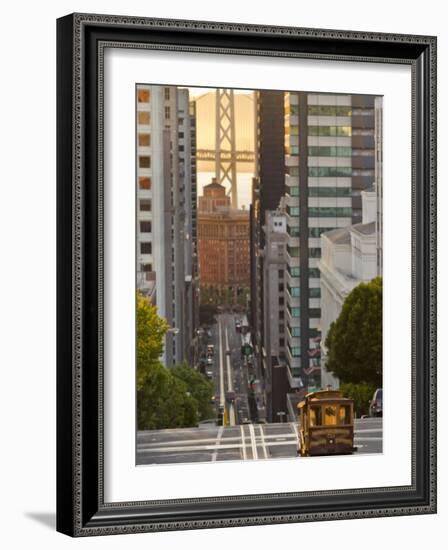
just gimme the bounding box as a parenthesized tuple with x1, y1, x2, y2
(369, 388, 383, 417)
(297, 389, 357, 457)
(225, 391, 236, 403)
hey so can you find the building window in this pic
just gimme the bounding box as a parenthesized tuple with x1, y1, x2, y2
(309, 308, 321, 318)
(286, 166, 299, 177)
(140, 242, 152, 254)
(138, 133, 151, 147)
(279, 269, 284, 279)
(279, 311, 285, 320)
(139, 156, 151, 168)
(288, 323, 300, 337)
(140, 221, 152, 233)
(309, 227, 335, 238)
(137, 89, 150, 103)
(287, 225, 300, 237)
(288, 266, 300, 277)
(165, 106, 170, 119)
(309, 248, 322, 259)
(288, 344, 301, 357)
(287, 245, 300, 258)
(279, 338, 285, 347)
(138, 111, 150, 125)
(279, 297, 284, 306)
(139, 199, 151, 211)
(141, 263, 152, 272)
(286, 206, 300, 217)
(309, 288, 321, 298)
(138, 176, 151, 190)
(308, 268, 320, 278)
(164, 87, 170, 100)
(287, 284, 300, 297)
(288, 186, 300, 196)
(288, 305, 300, 318)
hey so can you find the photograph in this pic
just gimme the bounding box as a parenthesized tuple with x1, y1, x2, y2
(135, 85, 383, 465)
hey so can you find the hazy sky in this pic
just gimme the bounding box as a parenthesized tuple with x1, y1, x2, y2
(186, 86, 253, 98)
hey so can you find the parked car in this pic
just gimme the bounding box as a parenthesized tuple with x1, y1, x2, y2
(369, 388, 383, 417)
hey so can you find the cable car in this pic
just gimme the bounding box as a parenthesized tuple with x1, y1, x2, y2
(297, 389, 357, 457)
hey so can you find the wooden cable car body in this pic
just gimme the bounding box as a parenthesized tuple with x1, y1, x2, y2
(297, 390, 356, 457)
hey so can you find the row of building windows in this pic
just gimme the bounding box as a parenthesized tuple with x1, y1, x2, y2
(308, 187, 351, 197)
(308, 146, 352, 157)
(308, 126, 352, 137)
(308, 105, 353, 116)
(308, 166, 352, 177)
(309, 227, 335, 238)
(286, 104, 353, 117)
(288, 166, 353, 178)
(308, 206, 352, 217)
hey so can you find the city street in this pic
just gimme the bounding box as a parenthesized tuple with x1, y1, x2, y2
(136, 311, 383, 465)
(211, 313, 252, 426)
(136, 417, 383, 464)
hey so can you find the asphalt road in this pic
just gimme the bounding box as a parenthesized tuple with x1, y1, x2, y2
(136, 417, 383, 465)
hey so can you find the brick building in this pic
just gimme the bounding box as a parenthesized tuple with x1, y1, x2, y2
(198, 180, 250, 304)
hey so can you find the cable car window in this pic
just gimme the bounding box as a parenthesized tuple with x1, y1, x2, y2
(324, 405, 337, 425)
(339, 404, 351, 425)
(309, 406, 322, 426)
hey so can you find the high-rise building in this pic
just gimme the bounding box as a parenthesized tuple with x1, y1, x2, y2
(283, 92, 381, 390)
(250, 91, 286, 382)
(198, 181, 250, 304)
(136, 85, 197, 367)
(261, 208, 288, 421)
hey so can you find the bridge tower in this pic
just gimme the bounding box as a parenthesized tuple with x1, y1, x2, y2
(215, 89, 238, 209)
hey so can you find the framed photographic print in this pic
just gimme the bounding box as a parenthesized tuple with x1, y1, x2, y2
(56, 13, 437, 536)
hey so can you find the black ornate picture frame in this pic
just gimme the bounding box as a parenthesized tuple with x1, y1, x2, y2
(56, 13, 437, 536)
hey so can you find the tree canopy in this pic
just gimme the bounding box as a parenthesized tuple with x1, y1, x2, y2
(136, 292, 214, 431)
(325, 277, 382, 387)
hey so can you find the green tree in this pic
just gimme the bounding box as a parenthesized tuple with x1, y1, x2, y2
(136, 291, 169, 392)
(172, 363, 214, 421)
(136, 292, 199, 430)
(339, 382, 376, 417)
(325, 277, 382, 387)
